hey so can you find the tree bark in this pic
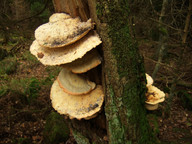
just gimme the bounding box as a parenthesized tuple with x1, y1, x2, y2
(182, 0, 192, 44)
(52, 0, 89, 21)
(152, 0, 168, 79)
(14, 0, 29, 20)
(52, 0, 155, 143)
(14, 0, 30, 28)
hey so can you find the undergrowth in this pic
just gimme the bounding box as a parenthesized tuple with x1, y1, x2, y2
(0, 56, 18, 75)
(0, 50, 60, 103)
(21, 51, 39, 64)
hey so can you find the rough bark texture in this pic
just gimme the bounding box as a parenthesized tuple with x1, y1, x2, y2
(52, 0, 155, 143)
(52, 0, 89, 21)
(88, 1, 155, 143)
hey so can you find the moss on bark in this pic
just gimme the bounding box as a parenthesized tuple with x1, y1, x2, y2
(89, 0, 156, 143)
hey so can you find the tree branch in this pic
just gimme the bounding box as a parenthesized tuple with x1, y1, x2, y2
(14, 0, 50, 24)
(149, 18, 182, 32)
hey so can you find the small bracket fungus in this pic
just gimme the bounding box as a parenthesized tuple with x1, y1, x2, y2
(50, 80, 104, 120)
(62, 49, 101, 73)
(145, 85, 165, 110)
(57, 68, 96, 95)
(35, 13, 94, 48)
(146, 73, 153, 87)
(49, 13, 71, 22)
(30, 31, 101, 66)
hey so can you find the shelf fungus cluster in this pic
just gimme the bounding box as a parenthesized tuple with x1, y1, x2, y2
(30, 13, 104, 120)
(145, 74, 165, 110)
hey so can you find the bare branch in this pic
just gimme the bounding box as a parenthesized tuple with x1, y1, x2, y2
(144, 56, 176, 70)
(15, 0, 50, 24)
(149, 0, 160, 16)
(149, 17, 182, 32)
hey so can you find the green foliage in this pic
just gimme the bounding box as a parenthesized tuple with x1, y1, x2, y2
(9, 77, 41, 103)
(22, 51, 39, 64)
(24, 78, 41, 102)
(41, 66, 61, 86)
(0, 85, 8, 97)
(0, 56, 18, 75)
(0, 47, 8, 60)
(30, 1, 51, 22)
(159, 27, 168, 36)
(43, 111, 70, 144)
(12, 138, 31, 144)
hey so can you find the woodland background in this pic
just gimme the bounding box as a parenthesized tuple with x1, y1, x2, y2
(0, 0, 192, 143)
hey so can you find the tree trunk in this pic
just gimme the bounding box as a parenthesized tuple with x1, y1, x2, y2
(52, 0, 89, 21)
(14, 0, 29, 20)
(182, 0, 192, 44)
(52, 0, 155, 143)
(14, 0, 30, 28)
(152, 0, 168, 79)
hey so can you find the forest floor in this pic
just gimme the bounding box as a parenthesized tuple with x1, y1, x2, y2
(0, 38, 192, 144)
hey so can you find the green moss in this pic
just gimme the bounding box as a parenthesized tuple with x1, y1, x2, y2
(0, 48, 8, 60)
(0, 56, 18, 75)
(41, 66, 61, 86)
(9, 77, 41, 103)
(105, 86, 125, 144)
(21, 51, 39, 64)
(72, 129, 90, 144)
(96, 0, 156, 143)
(43, 111, 70, 144)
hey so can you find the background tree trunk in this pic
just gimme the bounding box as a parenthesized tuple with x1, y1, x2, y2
(14, 0, 29, 20)
(14, 0, 30, 28)
(152, 0, 168, 79)
(182, 0, 192, 44)
(52, 0, 155, 143)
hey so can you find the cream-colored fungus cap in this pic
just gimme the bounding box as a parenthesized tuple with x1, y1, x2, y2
(62, 49, 101, 73)
(49, 13, 71, 22)
(30, 31, 102, 66)
(35, 15, 93, 48)
(145, 85, 165, 110)
(57, 68, 95, 95)
(146, 85, 165, 101)
(146, 73, 153, 87)
(50, 80, 104, 120)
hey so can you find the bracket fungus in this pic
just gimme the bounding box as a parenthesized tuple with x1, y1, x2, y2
(62, 49, 101, 73)
(144, 74, 165, 110)
(30, 31, 101, 66)
(30, 13, 104, 120)
(35, 13, 94, 48)
(146, 73, 153, 87)
(51, 80, 104, 120)
(145, 85, 165, 110)
(49, 13, 71, 22)
(57, 68, 96, 95)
